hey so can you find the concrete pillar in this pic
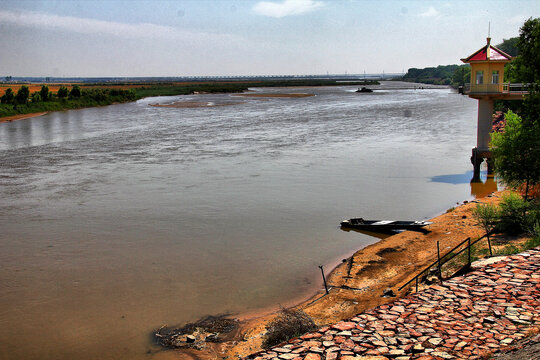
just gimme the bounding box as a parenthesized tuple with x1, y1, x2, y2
(477, 99, 494, 151)
(471, 148, 483, 182)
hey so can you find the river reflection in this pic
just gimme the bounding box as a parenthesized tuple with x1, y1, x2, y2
(431, 170, 499, 199)
(470, 175, 499, 198)
(0, 82, 480, 360)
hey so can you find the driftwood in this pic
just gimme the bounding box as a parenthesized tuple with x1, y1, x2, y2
(154, 314, 239, 350)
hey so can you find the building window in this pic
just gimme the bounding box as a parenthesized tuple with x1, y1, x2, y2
(476, 71, 484, 85)
(492, 70, 499, 84)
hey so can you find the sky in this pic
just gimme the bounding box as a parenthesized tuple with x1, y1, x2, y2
(0, 0, 539, 77)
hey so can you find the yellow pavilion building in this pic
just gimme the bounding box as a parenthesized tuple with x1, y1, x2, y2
(461, 37, 525, 180)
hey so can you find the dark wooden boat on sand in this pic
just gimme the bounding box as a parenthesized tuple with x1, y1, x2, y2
(340, 218, 432, 231)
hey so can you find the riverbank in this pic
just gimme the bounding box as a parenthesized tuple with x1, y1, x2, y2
(174, 190, 528, 360)
(0, 80, 375, 120)
(248, 247, 540, 359)
(0, 112, 48, 123)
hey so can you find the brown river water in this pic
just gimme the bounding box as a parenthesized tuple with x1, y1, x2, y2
(0, 82, 492, 360)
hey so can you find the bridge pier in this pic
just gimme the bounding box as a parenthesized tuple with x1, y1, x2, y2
(471, 147, 493, 181)
(476, 99, 494, 151)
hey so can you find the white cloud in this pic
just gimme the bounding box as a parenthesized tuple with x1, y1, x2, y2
(0, 10, 243, 44)
(253, 0, 323, 18)
(418, 6, 440, 18)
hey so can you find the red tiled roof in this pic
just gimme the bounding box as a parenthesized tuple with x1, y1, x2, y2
(461, 40, 512, 63)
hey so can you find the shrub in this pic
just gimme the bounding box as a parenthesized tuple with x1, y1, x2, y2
(31, 92, 41, 103)
(472, 203, 499, 256)
(1, 88, 15, 104)
(57, 86, 69, 98)
(15, 86, 29, 104)
(263, 308, 317, 348)
(40, 85, 49, 101)
(69, 85, 81, 98)
(498, 192, 529, 234)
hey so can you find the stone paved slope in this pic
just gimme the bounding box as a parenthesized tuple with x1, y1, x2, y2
(247, 248, 540, 360)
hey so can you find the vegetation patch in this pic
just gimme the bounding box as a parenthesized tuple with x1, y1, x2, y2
(263, 308, 317, 349)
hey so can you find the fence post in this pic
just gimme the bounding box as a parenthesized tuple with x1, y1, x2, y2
(468, 237, 471, 266)
(437, 241, 442, 283)
(319, 265, 329, 294)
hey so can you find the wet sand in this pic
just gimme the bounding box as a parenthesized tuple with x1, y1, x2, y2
(232, 93, 314, 98)
(0, 112, 47, 123)
(182, 190, 507, 360)
(149, 101, 244, 108)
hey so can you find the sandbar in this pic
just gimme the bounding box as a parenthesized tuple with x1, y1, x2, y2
(232, 93, 314, 98)
(149, 101, 244, 108)
(0, 112, 48, 123)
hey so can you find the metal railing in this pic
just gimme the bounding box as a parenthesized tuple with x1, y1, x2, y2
(398, 234, 489, 293)
(464, 83, 529, 94)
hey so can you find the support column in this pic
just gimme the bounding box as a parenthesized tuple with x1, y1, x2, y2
(477, 98, 494, 151)
(471, 147, 492, 181)
(471, 148, 483, 181)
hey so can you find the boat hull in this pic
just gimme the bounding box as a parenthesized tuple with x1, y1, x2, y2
(340, 218, 432, 232)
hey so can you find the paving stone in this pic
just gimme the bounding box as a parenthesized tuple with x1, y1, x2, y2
(430, 351, 454, 359)
(303, 354, 321, 360)
(386, 349, 405, 357)
(332, 322, 357, 331)
(278, 354, 298, 360)
(247, 248, 540, 360)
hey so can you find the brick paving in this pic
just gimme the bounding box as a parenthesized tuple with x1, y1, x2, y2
(247, 247, 540, 360)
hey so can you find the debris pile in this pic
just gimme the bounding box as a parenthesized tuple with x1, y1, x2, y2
(155, 315, 239, 350)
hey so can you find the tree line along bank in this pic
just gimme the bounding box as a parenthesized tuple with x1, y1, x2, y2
(0, 79, 378, 119)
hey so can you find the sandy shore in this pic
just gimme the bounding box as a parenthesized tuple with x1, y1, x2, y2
(232, 93, 314, 98)
(0, 112, 48, 123)
(177, 190, 511, 360)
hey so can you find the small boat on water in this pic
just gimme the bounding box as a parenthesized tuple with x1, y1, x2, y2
(355, 87, 373, 93)
(340, 218, 432, 231)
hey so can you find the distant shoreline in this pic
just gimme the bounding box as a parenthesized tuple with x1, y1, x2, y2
(0, 80, 377, 120)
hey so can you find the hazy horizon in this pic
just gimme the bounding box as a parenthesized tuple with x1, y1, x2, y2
(1, 0, 539, 77)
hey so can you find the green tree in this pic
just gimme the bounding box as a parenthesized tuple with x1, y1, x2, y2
(31, 92, 42, 103)
(512, 17, 540, 83)
(57, 86, 69, 98)
(15, 86, 30, 104)
(452, 65, 470, 86)
(498, 192, 530, 234)
(1, 88, 15, 104)
(40, 85, 50, 101)
(491, 111, 540, 200)
(496, 37, 519, 57)
(69, 84, 81, 98)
